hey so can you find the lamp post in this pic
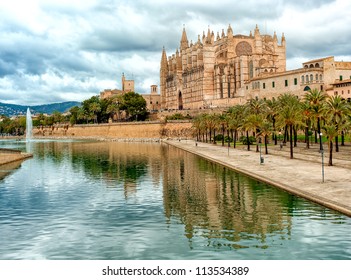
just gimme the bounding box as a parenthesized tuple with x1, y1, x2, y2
(320, 132, 324, 183)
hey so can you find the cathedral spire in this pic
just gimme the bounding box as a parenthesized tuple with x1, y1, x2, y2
(273, 31, 278, 42)
(254, 24, 260, 37)
(161, 46, 168, 70)
(281, 32, 286, 46)
(180, 26, 189, 51)
(206, 26, 211, 43)
(227, 24, 233, 37)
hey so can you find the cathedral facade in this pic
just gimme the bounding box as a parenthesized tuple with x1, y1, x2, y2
(160, 24, 286, 110)
(160, 24, 351, 110)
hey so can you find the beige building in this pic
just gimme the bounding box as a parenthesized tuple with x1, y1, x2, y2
(160, 24, 351, 109)
(327, 79, 351, 101)
(100, 74, 161, 112)
(100, 73, 135, 99)
(245, 56, 351, 102)
(142, 85, 161, 111)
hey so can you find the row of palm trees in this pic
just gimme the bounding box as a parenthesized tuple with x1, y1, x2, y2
(192, 89, 351, 166)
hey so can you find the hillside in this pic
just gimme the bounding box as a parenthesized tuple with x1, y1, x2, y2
(0, 101, 81, 116)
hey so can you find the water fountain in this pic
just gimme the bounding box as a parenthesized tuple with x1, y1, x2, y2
(26, 108, 33, 142)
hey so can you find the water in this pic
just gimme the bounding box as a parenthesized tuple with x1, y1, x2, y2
(0, 140, 350, 260)
(26, 108, 32, 141)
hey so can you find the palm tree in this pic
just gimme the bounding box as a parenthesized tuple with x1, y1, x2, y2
(257, 119, 272, 154)
(277, 93, 302, 159)
(323, 95, 350, 152)
(227, 105, 245, 148)
(206, 114, 217, 143)
(304, 89, 328, 151)
(242, 113, 263, 152)
(322, 120, 339, 166)
(218, 113, 228, 146)
(264, 98, 279, 145)
(90, 102, 101, 124)
(107, 96, 122, 122)
(300, 101, 313, 149)
(247, 98, 265, 115)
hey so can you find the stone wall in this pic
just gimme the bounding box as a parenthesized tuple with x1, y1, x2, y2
(33, 121, 194, 140)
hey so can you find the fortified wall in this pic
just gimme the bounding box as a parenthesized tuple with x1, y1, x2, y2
(33, 121, 193, 140)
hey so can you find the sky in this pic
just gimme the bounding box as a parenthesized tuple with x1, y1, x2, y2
(0, 0, 350, 105)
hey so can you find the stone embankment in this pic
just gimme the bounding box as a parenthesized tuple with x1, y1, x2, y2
(0, 148, 33, 166)
(33, 121, 193, 140)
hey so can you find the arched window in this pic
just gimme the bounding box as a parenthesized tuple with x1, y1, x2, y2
(316, 74, 318, 81)
(304, 65, 308, 68)
(320, 74, 323, 81)
(315, 63, 320, 68)
(304, 86, 311, 91)
(301, 76, 305, 83)
(306, 75, 309, 82)
(310, 64, 314, 68)
(310, 74, 313, 82)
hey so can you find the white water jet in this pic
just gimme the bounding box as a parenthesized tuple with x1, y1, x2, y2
(26, 108, 33, 142)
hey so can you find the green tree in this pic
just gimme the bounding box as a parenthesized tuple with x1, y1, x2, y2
(227, 105, 245, 148)
(277, 93, 302, 159)
(323, 95, 349, 152)
(89, 102, 101, 124)
(322, 121, 339, 166)
(106, 95, 122, 122)
(304, 89, 328, 151)
(119, 92, 147, 121)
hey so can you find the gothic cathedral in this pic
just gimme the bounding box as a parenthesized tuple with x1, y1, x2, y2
(160, 24, 286, 110)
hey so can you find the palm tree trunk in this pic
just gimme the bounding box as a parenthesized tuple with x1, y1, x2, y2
(284, 125, 288, 143)
(234, 130, 237, 148)
(265, 135, 268, 154)
(273, 118, 277, 145)
(246, 131, 250, 151)
(290, 124, 294, 159)
(314, 130, 317, 143)
(305, 126, 310, 149)
(341, 130, 345, 146)
(213, 129, 216, 144)
(329, 141, 333, 166)
(227, 129, 230, 149)
(293, 126, 297, 147)
(231, 129, 234, 147)
(335, 135, 339, 152)
(221, 124, 225, 146)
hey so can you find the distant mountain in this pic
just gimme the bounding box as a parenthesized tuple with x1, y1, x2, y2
(0, 101, 81, 117)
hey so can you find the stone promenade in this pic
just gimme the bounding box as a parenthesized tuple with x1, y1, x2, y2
(164, 139, 351, 217)
(0, 148, 32, 166)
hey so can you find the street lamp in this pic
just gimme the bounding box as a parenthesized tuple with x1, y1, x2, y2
(320, 132, 324, 183)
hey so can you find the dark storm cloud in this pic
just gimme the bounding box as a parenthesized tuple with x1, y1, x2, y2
(0, 0, 349, 105)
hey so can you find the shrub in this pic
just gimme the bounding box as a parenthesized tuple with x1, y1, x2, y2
(214, 134, 224, 141)
(239, 135, 256, 145)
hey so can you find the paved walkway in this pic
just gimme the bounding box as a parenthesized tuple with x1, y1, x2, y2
(164, 139, 351, 217)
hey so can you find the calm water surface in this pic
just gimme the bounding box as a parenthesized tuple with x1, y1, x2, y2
(0, 140, 350, 260)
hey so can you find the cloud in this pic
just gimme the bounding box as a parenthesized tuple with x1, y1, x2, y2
(0, 0, 350, 105)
